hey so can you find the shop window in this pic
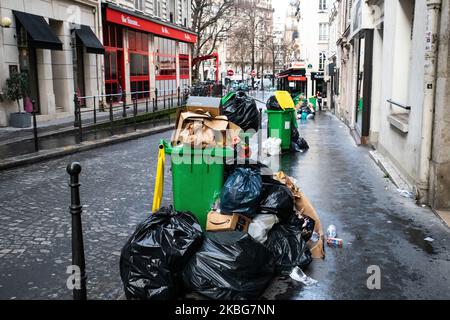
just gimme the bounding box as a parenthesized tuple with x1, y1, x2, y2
(104, 24, 124, 101)
(179, 54, 190, 79)
(154, 36, 177, 80)
(129, 30, 150, 98)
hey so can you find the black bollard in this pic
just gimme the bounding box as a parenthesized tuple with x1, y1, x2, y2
(67, 162, 87, 300)
(133, 98, 137, 131)
(109, 98, 114, 135)
(122, 91, 127, 118)
(93, 97, 97, 124)
(258, 108, 262, 159)
(73, 93, 79, 127)
(32, 100, 39, 152)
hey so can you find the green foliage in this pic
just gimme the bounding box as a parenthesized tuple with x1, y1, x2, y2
(4, 72, 28, 112)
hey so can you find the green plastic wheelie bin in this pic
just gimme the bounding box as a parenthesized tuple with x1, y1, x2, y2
(161, 140, 233, 229)
(309, 97, 317, 111)
(265, 109, 297, 151)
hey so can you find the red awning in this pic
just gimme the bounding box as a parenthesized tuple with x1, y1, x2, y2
(288, 76, 307, 81)
(106, 7, 197, 43)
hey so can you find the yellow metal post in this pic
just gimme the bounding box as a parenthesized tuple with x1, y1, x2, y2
(152, 144, 165, 212)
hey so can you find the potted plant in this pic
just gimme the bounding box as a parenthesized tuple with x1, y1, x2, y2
(4, 72, 31, 128)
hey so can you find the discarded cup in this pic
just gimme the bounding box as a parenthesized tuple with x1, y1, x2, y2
(326, 238, 343, 248)
(326, 225, 337, 239)
(289, 266, 318, 286)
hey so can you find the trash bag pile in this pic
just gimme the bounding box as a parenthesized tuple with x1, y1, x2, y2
(120, 164, 325, 300)
(221, 91, 260, 132)
(183, 231, 275, 300)
(120, 207, 203, 300)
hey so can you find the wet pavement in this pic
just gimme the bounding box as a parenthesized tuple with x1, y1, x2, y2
(261, 112, 450, 300)
(0, 105, 449, 300)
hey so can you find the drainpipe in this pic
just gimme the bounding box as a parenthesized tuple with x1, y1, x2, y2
(417, 0, 442, 202)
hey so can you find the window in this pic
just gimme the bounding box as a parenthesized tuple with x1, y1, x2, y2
(128, 30, 150, 98)
(319, 23, 329, 41)
(103, 24, 124, 101)
(319, 52, 326, 71)
(169, 0, 176, 23)
(154, 1, 161, 17)
(319, 0, 327, 11)
(134, 0, 144, 12)
(154, 36, 177, 78)
(179, 42, 190, 79)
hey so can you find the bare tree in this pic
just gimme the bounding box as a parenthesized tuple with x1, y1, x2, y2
(191, 0, 235, 81)
(228, 27, 252, 81)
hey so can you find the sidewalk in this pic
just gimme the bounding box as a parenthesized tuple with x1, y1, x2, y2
(0, 98, 179, 146)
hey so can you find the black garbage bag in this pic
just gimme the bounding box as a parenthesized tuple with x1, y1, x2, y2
(183, 231, 275, 300)
(221, 91, 259, 132)
(220, 167, 263, 218)
(266, 215, 313, 274)
(291, 127, 309, 152)
(266, 95, 282, 111)
(120, 207, 203, 300)
(259, 180, 295, 222)
(224, 161, 274, 183)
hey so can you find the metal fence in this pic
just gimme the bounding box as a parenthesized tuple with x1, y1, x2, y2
(73, 88, 187, 142)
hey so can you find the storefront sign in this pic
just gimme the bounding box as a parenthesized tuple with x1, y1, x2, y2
(288, 76, 306, 81)
(106, 7, 197, 43)
(311, 72, 324, 81)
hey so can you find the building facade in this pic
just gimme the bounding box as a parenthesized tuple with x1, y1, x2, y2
(102, 0, 195, 101)
(297, 0, 330, 99)
(0, 0, 195, 127)
(330, 0, 450, 210)
(0, 0, 103, 126)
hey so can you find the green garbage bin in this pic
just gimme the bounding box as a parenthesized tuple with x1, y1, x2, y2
(265, 109, 297, 151)
(309, 97, 317, 111)
(161, 140, 233, 229)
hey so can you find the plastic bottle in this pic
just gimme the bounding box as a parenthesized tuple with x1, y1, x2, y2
(326, 225, 337, 239)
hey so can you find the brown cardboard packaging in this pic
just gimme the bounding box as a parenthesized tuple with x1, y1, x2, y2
(206, 211, 251, 232)
(172, 109, 241, 148)
(274, 171, 325, 259)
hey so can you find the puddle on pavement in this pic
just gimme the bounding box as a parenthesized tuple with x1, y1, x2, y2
(404, 227, 435, 254)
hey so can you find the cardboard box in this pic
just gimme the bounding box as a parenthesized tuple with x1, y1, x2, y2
(172, 109, 241, 148)
(206, 211, 251, 232)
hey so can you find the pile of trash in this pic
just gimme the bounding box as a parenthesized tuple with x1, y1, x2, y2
(120, 164, 325, 300)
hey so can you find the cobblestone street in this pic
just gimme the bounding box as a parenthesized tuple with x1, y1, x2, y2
(0, 129, 174, 299)
(0, 109, 449, 300)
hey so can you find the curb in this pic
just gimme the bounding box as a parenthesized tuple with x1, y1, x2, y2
(0, 124, 173, 171)
(368, 150, 412, 191)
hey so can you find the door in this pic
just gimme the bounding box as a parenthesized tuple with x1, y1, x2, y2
(25, 46, 40, 114)
(355, 36, 365, 135)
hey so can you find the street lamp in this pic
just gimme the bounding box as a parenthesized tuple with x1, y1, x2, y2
(1, 17, 12, 28)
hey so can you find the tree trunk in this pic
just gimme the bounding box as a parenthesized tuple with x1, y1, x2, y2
(16, 99, 21, 113)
